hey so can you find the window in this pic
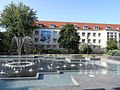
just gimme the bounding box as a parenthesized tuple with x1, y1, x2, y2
(47, 45, 50, 49)
(50, 24, 55, 28)
(35, 31, 39, 35)
(61, 25, 64, 28)
(38, 23, 43, 28)
(93, 46, 96, 49)
(88, 39, 91, 43)
(98, 40, 101, 43)
(74, 25, 78, 29)
(35, 45, 38, 48)
(110, 32, 113, 35)
(87, 33, 91, 37)
(106, 27, 111, 30)
(82, 32, 85, 36)
(53, 38, 57, 43)
(117, 27, 120, 30)
(53, 31, 57, 35)
(93, 33, 96, 37)
(82, 39, 85, 43)
(98, 33, 101, 37)
(93, 39, 96, 43)
(34, 38, 38, 42)
(94, 26, 99, 30)
(83, 25, 89, 29)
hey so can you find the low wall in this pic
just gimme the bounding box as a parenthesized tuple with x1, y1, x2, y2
(108, 56, 120, 61)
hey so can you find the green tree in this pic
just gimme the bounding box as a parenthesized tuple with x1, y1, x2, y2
(0, 2, 37, 37)
(58, 23, 80, 53)
(79, 44, 92, 54)
(106, 38, 118, 51)
(0, 32, 9, 53)
(0, 2, 37, 55)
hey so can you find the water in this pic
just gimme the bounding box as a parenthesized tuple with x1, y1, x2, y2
(0, 58, 120, 90)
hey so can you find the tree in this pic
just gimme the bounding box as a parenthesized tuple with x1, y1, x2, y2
(58, 23, 80, 53)
(0, 2, 37, 55)
(106, 38, 118, 51)
(0, 32, 9, 53)
(0, 2, 37, 37)
(79, 44, 92, 54)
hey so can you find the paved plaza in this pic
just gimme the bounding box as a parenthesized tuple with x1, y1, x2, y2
(29, 74, 120, 90)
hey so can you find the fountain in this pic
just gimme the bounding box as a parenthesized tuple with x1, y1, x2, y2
(9, 35, 31, 56)
(0, 70, 5, 74)
(29, 68, 34, 72)
(71, 64, 75, 67)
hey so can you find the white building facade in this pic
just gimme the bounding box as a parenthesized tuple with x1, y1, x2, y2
(32, 21, 120, 51)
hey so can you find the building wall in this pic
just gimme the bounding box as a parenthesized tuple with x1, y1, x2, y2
(32, 21, 120, 51)
(33, 28, 60, 50)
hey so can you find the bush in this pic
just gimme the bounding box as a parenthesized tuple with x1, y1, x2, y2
(41, 49, 61, 54)
(107, 50, 117, 56)
(79, 44, 93, 54)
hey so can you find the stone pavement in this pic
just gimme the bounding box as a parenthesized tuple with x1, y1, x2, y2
(29, 74, 120, 90)
(29, 85, 82, 90)
(72, 74, 120, 90)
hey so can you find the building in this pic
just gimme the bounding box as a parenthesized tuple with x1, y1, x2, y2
(32, 21, 120, 51)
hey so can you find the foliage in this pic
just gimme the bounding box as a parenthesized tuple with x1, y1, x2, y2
(22, 38, 33, 54)
(107, 49, 120, 56)
(0, 32, 9, 53)
(106, 38, 118, 51)
(47, 49, 61, 54)
(0, 2, 37, 37)
(41, 49, 61, 54)
(58, 23, 80, 53)
(79, 44, 93, 54)
(31, 46, 42, 54)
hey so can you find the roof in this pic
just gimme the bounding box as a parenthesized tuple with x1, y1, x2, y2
(34, 21, 120, 30)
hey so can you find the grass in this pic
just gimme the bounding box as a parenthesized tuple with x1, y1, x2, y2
(33, 53, 108, 56)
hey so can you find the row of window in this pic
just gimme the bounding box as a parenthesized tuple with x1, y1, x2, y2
(38, 23, 120, 30)
(82, 39, 101, 44)
(107, 32, 117, 38)
(35, 38, 101, 44)
(81, 32, 101, 37)
(34, 31, 58, 35)
(34, 38, 58, 43)
(107, 32, 117, 35)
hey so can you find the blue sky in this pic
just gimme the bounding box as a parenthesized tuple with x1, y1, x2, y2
(0, 0, 120, 25)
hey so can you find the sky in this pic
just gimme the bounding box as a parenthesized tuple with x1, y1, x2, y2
(0, 0, 120, 31)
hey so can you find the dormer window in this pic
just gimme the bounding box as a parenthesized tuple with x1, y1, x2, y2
(117, 27, 120, 30)
(50, 24, 55, 28)
(61, 25, 64, 28)
(38, 23, 43, 28)
(94, 26, 99, 30)
(83, 25, 89, 29)
(74, 25, 78, 29)
(106, 27, 111, 30)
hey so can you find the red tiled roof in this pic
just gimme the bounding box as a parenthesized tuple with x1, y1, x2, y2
(34, 21, 120, 30)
